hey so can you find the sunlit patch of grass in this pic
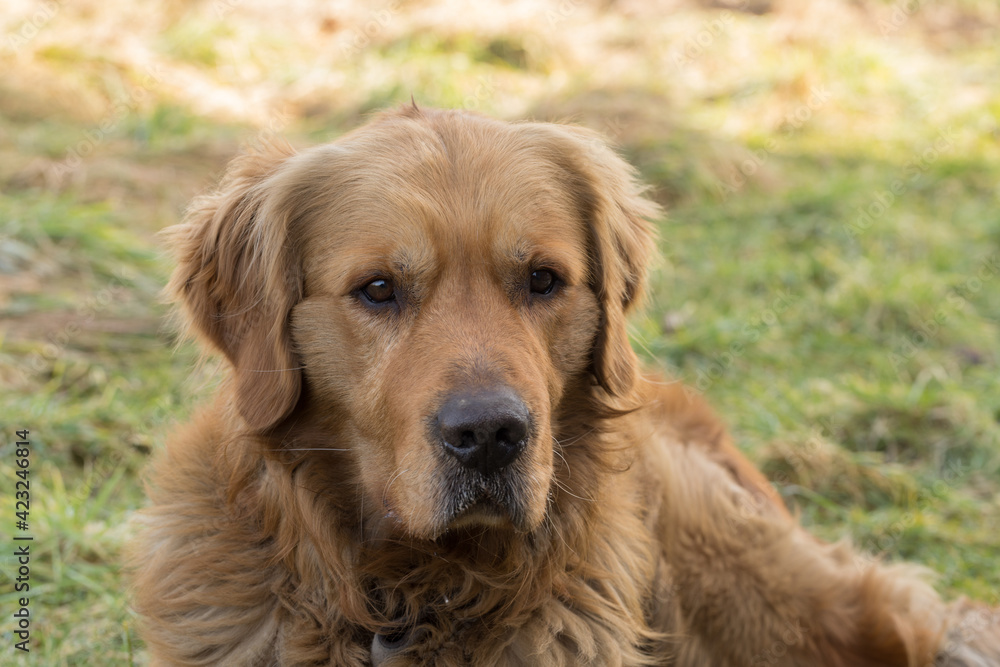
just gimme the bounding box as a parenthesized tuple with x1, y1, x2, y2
(157, 18, 235, 68)
(0, 195, 163, 306)
(124, 103, 233, 152)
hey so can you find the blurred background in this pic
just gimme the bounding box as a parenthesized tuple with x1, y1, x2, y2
(0, 0, 998, 663)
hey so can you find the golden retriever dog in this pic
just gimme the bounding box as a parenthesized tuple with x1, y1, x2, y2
(129, 105, 999, 666)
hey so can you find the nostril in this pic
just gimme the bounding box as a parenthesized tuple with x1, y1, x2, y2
(495, 422, 526, 448)
(437, 388, 531, 476)
(456, 430, 481, 451)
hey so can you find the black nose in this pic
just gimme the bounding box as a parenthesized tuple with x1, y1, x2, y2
(437, 388, 530, 476)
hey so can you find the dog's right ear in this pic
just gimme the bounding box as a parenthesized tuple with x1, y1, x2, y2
(528, 123, 660, 398)
(162, 141, 302, 431)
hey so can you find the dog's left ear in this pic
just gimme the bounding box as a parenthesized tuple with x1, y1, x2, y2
(162, 141, 304, 431)
(535, 123, 660, 396)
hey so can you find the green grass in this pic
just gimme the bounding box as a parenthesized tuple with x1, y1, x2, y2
(1, 0, 998, 663)
(0, 194, 204, 664)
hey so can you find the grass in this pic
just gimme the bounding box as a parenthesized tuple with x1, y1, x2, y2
(1, 0, 998, 663)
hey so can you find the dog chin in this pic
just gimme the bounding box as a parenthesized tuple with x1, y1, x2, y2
(381, 488, 532, 541)
(446, 499, 519, 531)
(436, 476, 541, 537)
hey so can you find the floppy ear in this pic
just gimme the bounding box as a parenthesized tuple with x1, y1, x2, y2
(163, 141, 302, 431)
(539, 124, 660, 396)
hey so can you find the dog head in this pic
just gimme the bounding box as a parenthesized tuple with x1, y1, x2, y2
(166, 107, 658, 540)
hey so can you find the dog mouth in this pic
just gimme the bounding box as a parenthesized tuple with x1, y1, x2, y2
(441, 470, 533, 533)
(449, 493, 513, 530)
(376, 442, 545, 540)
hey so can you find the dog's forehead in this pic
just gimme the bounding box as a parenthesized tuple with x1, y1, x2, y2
(299, 116, 589, 287)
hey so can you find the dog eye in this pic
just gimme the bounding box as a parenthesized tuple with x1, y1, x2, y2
(529, 269, 558, 296)
(361, 278, 396, 304)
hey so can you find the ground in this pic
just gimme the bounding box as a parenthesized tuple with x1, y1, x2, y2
(0, 0, 998, 663)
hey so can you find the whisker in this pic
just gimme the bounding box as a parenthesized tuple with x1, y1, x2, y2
(629, 328, 657, 361)
(550, 474, 595, 503)
(272, 447, 352, 452)
(552, 426, 597, 449)
(381, 451, 415, 509)
(551, 440, 572, 481)
(642, 377, 682, 386)
(246, 366, 306, 372)
(359, 482, 365, 537)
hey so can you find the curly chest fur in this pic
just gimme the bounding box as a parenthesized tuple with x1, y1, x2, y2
(267, 478, 664, 665)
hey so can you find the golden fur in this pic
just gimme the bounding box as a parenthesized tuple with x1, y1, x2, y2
(129, 106, 1000, 666)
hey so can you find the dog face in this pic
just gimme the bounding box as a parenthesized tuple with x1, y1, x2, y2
(291, 125, 599, 539)
(166, 107, 657, 540)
